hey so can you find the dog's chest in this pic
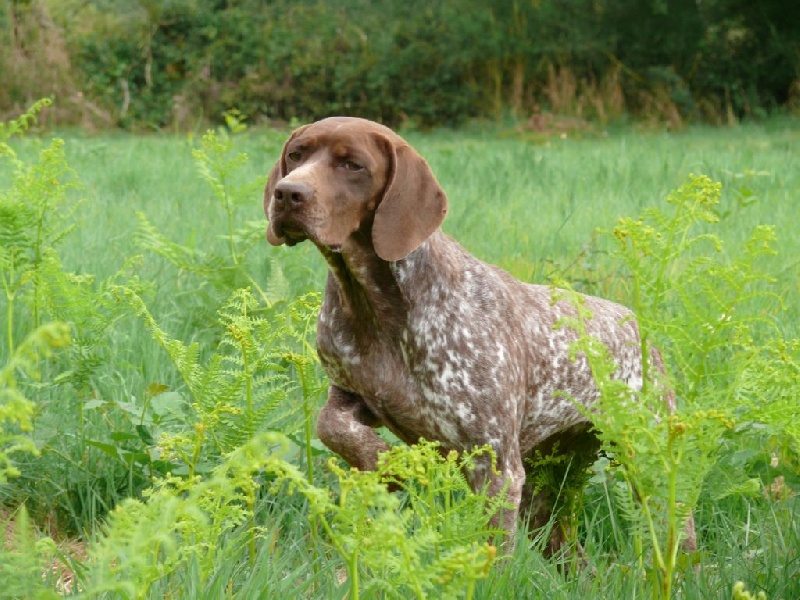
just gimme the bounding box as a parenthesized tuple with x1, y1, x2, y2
(314, 268, 525, 449)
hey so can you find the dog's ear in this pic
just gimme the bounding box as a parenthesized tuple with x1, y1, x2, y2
(372, 140, 448, 262)
(264, 124, 309, 246)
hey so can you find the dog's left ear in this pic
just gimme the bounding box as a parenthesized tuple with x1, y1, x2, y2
(264, 124, 309, 246)
(372, 140, 448, 262)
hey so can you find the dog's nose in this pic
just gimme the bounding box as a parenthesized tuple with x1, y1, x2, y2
(273, 180, 313, 209)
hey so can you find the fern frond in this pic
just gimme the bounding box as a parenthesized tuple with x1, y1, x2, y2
(134, 211, 225, 279)
(0, 99, 52, 143)
(0, 322, 70, 482)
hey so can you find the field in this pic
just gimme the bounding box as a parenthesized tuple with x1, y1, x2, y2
(1, 109, 799, 598)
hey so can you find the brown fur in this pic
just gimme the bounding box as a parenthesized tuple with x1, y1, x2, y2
(263, 117, 695, 556)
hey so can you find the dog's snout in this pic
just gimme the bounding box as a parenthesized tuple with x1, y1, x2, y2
(273, 180, 313, 209)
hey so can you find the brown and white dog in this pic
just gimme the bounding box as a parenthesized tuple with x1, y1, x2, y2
(263, 117, 692, 555)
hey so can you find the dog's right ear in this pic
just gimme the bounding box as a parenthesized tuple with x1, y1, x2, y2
(264, 124, 309, 246)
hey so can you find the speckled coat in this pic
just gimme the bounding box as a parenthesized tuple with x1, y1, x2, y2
(264, 117, 668, 555)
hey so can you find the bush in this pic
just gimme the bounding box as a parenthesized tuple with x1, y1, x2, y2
(1, 0, 795, 129)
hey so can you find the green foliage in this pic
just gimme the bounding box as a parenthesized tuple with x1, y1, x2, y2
(84, 433, 284, 597)
(557, 174, 799, 598)
(0, 505, 62, 600)
(135, 118, 272, 304)
(0, 323, 71, 483)
(0, 105, 797, 598)
(611, 175, 781, 399)
(114, 284, 323, 477)
(66, 435, 496, 598)
(734, 339, 800, 448)
(17, 0, 796, 129)
(122, 116, 327, 481)
(0, 98, 80, 351)
(0, 98, 53, 143)
(0, 103, 159, 531)
(558, 283, 724, 597)
(190, 110, 262, 266)
(610, 173, 799, 450)
(733, 580, 768, 600)
(267, 440, 498, 599)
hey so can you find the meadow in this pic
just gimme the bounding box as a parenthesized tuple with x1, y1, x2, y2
(1, 104, 799, 598)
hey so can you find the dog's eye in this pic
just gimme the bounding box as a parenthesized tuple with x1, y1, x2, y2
(287, 151, 302, 162)
(344, 160, 364, 172)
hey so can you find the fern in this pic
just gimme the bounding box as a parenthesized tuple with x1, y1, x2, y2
(0, 504, 61, 599)
(134, 210, 249, 291)
(0, 322, 71, 483)
(735, 338, 800, 447)
(266, 440, 498, 599)
(0, 101, 81, 352)
(78, 435, 497, 598)
(114, 284, 324, 477)
(612, 475, 648, 543)
(0, 98, 52, 143)
(34, 251, 146, 395)
(84, 433, 286, 597)
(611, 175, 781, 400)
(191, 110, 262, 266)
(135, 117, 270, 306)
(556, 175, 796, 599)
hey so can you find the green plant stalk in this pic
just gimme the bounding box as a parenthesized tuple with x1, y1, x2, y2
(298, 300, 321, 487)
(638, 448, 680, 600)
(292, 300, 325, 577)
(349, 549, 360, 600)
(631, 479, 644, 576)
(466, 580, 476, 600)
(4, 284, 13, 354)
(336, 484, 360, 600)
(244, 273, 272, 308)
(312, 506, 350, 593)
(631, 246, 651, 397)
(222, 176, 238, 266)
(641, 496, 666, 600)
(626, 216, 682, 599)
(246, 484, 257, 566)
(296, 355, 323, 579)
(624, 475, 648, 548)
(33, 199, 47, 331)
(189, 424, 205, 479)
(601, 471, 622, 549)
(238, 309, 257, 564)
(443, 477, 452, 561)
(428, 473, 438, 560)
(297, 362, 314, 485)
(2, 251, 17, 353)
(662, 436, 683, 600)
(242, 341, 253, 415)
(398, 537, 425, 599)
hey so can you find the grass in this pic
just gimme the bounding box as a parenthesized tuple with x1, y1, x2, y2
(1, 115, 799, 598)
(54, 119, 800, 327)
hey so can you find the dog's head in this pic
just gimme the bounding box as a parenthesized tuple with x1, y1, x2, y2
(264, 117, 448, 261)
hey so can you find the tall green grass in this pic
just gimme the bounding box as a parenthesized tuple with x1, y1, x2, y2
(52, 119, 800, 329)
(1, 108, 798, 598)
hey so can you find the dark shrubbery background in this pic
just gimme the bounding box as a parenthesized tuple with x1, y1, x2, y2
(2, 0, 799, 129)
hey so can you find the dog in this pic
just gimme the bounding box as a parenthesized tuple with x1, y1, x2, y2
(263, 116, 692, 556)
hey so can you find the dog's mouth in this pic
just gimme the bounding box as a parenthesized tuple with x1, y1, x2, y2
(276, 222, 309, 246)
(272, 218, 343, 253)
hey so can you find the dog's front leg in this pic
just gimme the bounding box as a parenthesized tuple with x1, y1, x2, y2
(316, 385, 390, 471)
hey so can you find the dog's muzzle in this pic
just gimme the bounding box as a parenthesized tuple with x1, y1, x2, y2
(270, 179, 315, 245)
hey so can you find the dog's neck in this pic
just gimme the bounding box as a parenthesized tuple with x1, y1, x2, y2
(317, 230, 407, 334)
